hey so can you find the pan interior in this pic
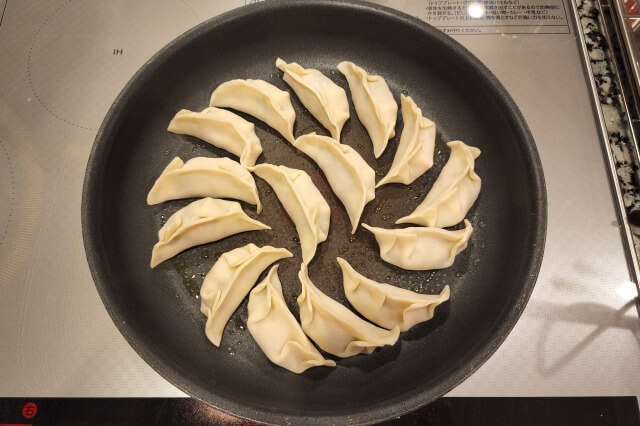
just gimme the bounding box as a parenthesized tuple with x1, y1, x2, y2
(83, 1, 545, 422)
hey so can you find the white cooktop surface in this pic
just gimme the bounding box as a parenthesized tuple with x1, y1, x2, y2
(0, 0, 638, 402)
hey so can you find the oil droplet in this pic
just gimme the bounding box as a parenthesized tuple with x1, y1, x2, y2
(455, 272, 461, 278)
(382, 214, 390, 220)
(357, 143, 365, 150)
(164, 150, 170, 156)
(376, 170, 384, 177)
(160, 214, 166, 220)
(201, 249, 211, 259)
(350, 235, 357, 243)
(330, 70, 337, 75)
(328, 285, 336, 292)
(265, 188, 272, 195)
(368, 255, 374, 261)
(235, 320, 246, 331)
(479, 221, 486, 228)
(227, 346, 236, 356)
(292, 236, 300, 243)
(474, 258, 481, 265)
(413, 195, 420, 200)
(437, 150, 442, 155)
(401, 89, 409, 95)
(200, 272, 206, 278)
(338, 247, 349, 254)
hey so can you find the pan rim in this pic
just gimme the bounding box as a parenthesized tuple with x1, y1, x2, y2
(81, 0, 547, 424)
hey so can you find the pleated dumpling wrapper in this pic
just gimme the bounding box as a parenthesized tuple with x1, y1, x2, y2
(362, 219, 473, 271)
(377, 95, 435, 187)
(293, 133, 374, 234)
(397, 141, 481, 227)
(210, 79, 296, 142)
(150, 198, 270, 268)
(337, 257, 450, 332)
(337, 61, 397, 158)
(297, 265, 399, 357)
(200, 244, 292, 347)
(248, 265, 336, 373)
(276, 58, 349, 141)
(251, 164, 330, 264)
(147, 157, 262, 212)
(167, 107, 262, 167)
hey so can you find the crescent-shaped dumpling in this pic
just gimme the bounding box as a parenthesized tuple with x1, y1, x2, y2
(251, 164, 330, 264)
(337, 257, 450, 331)
(297, 265, 399, 358)
(293, 133, 374, 234)
(167, 107, 262, 167)
(337, 61, 397, 158)
(200, 244, 292, 347)
(397, 141, 481, 227)
(276, 58, 350, 141)
(376, 95, 435, 187)
(147, 157, 262, 212)
(150, 198, 270, 268)
(362, 219, 473, 271)
(210, 79, 296, 142)
(248, 265, 336, 373)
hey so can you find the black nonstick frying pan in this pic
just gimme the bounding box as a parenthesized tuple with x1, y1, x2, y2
(82, 1, 546, 424)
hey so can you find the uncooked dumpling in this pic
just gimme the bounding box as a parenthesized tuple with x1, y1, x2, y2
(297, 265, 399, 357)
(293, 133, 374, 233)
(362, 219, 473, 271)
(248, 265, 336, 373)
(150, 198, 270, 268)
(200, 244, 292, 347)
(276, 58, 349, 140)
(397, 141, 481, 227)
(147, 157, 262, 212)
(377, 95, 435, 187)
(337, 257, 450, 331)
(251, 164, 330, 264)
(210, 79, 296, 142)
(167, 107, 262, 167)
(337, 61, 397, 158)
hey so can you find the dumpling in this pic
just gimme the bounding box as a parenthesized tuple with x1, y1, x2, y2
(167, 107, 262, 167)
(376, 95, 435, 187)
(276, 58, 349, 140)
(337, 257, 450, 331)
(147, 157, 262, 212)
(210, 79, 296, 142)
(150, 198, 270, 268)
(337, 61, 397, 158)
(293, 133, 374, 233)
(251, 164, 330, 264)
(362, 219, 473, 271)
(247, 265, 336, 373)
(297, 265, 399, 357)
(200, 244, 292, 347)
(396, 141, 481, 227)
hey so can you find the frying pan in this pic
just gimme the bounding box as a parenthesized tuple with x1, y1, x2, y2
(81, 1, 546, 424)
